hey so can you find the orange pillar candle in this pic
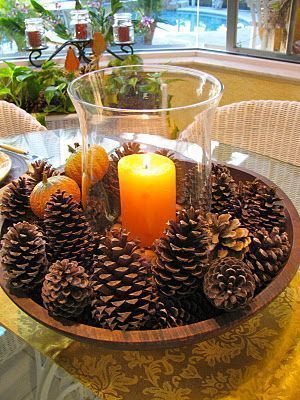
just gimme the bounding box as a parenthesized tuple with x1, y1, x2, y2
(118, 153, 176, 247)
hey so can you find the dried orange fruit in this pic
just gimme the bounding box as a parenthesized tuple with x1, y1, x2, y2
(30, 174, 81, 218)
(65, 144, 109, 187)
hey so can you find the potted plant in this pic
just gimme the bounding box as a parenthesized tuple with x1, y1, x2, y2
(134, 0, 165, 45)
(102, 55, 163, 109)
(0, 61, 76, 127)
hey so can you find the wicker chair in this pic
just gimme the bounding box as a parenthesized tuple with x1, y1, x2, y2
(211, 100, 300, 167)
(0, 101, 46, 136)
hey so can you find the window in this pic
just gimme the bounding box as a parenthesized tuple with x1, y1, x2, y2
(0, 0, 299, 62)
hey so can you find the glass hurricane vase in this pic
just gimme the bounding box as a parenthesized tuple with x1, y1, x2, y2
(68, 64, 223, 247)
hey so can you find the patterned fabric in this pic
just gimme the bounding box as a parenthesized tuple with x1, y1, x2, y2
(0, 270, 299, 400)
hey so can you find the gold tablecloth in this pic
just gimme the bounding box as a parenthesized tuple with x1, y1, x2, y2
(1, 271, 299, 399)
(1, 129, 300, 399)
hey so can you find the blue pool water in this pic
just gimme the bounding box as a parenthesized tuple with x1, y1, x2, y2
(160, 10, 249, 32)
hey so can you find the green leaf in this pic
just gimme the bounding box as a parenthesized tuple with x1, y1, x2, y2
(128, 77, 138, 89)
(16, 74, 34, 82)
(0, 88, 12, 97)
(41, 61, 57, 70)
(0, 18, 25, 35)
(4, 61, 16, 71)
(56, 83, 67, 92)
(30, 0, 53, 18)
(44, 86, 57, 105)
(75, 0, 83, 10)
(0, 67, 13, 78)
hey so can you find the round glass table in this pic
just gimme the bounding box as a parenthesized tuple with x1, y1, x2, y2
(0, 129, 299, 400)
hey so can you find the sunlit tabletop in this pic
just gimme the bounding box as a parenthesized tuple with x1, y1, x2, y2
(0, 128, 300, 400)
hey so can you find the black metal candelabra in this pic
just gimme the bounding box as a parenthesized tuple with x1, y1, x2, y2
(25, 38, 134, 67)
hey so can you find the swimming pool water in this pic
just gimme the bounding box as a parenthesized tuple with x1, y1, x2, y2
(160, 10, 249, 32)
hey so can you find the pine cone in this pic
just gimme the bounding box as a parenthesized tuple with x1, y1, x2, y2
(152, 207, 209, 297)
(155, 150, 195, 206)
(103, 142, 143, 204)
(42, 259, 91, 319)
(204, 257, 256, 311)
(91, 229, 154, 330)
(245, 227, 290, 288)
(240, 179, 286, 233)
(1, 222, 48, 293)
(156, 292, 210, 328)
(28, 160, 60, 184)
(0, 177, 33, 221)
(44, 190, 95, 268)
(211, 164, 239, 215)
(80, 63, 98, 75)
(208, 213, 251, 260)
(33, 91, 46, 112)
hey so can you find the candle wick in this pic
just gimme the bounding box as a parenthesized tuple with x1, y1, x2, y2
(145, 164, 148, 170)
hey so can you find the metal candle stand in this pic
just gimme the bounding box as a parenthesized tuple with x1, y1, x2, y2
(25, 38, 134, 67)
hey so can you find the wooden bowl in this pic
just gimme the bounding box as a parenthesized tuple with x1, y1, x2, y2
(1, 165, 299, 350)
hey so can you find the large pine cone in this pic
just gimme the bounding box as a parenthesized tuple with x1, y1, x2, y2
(91, 229, 155, 331)
(1, 222, 48, 293)
(211, 164, 239, 216)
(42, 259, 91, 319)
(240, 179, 286, 233)
(28, 160, 60, 184)
(204, 257, 256, 311)
(208, 213, 251, 260)
(245, 227, 290, 288)
(152, 207, 209, 297)
(0, 177, 33, 221)
(44, 190, 95, 268)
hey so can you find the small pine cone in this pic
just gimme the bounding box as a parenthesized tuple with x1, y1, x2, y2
(28, 160, 60, 184)
(155, 148, 196, 205)
(103, 142, 143, 204)
(80, 63, 98, 75)
(1, 222, 48, 293)
(208, 213, 251, 260)
(34, 91, 46, 112)
(156, 292, 208, 328)
(44, 190, 95, 268)
(111, 142, 143, 163)
(91, 229, 155, 331)
(42, 259, 91, 319)
(240, 179, 286, 233)
(204, 257, 256, 311)
(245, 227, 291, 288)
(1, 177, 33, 221)
(152, 207, 209, 297)
(211, 164, 239, 215)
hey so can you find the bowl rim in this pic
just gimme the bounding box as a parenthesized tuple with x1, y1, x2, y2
(1, 164, 299, 350)
(67, 64, 224, 114)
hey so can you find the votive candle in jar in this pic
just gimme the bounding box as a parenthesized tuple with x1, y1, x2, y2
(113, 13, 134, 44)
(70, 10, 91, 40)
(25, 18, 45, 48)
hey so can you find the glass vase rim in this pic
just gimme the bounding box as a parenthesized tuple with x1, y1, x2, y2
(68, 64, 224, 114)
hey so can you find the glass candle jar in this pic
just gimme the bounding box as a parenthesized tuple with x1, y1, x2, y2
(70, 10, 91, 40)
(25, 18, 45, 49)
(113, 13, 134, 44)
(68, 65, 223, 245)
